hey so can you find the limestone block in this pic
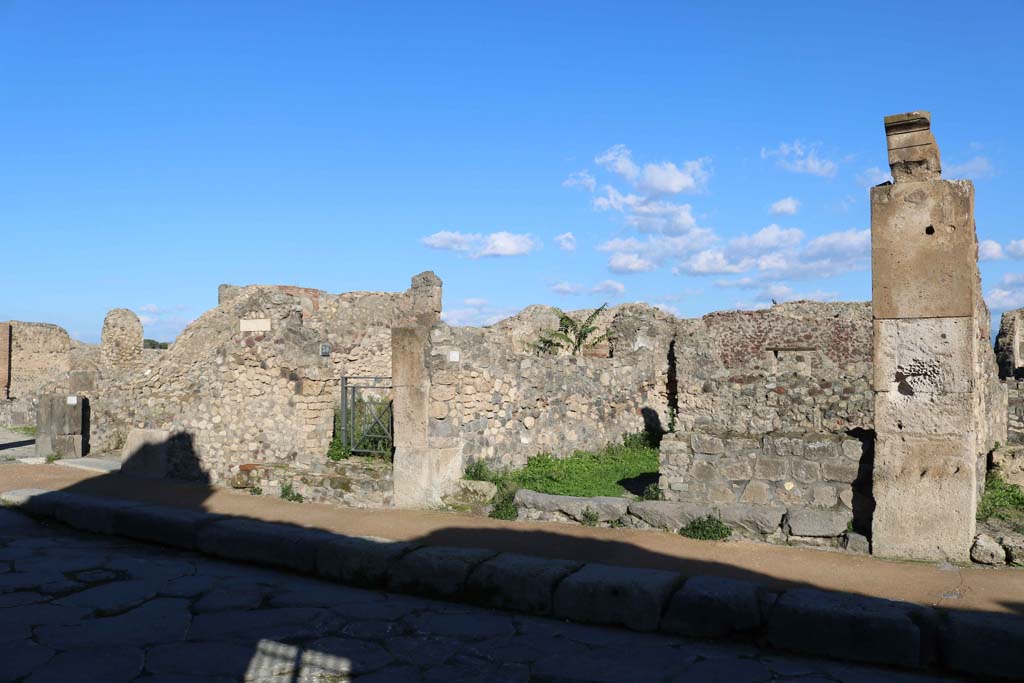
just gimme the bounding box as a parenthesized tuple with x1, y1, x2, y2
(691, 433, 725, 455)
(871, 434, 976, 562)
(315, 536, 418, 588)
(120, 429, 171, 479)
(465, 552, 582, 615)
(785, 509, 851, 538)
(112, 505, 218, 551)
(884, 111, 941, 182)
(386, 546, 497, 599)
(970, 534, 1005, 565)
(719, 504, 785, 535)
(871, 180, 976, 320)
(626, 500, 707, 531)
(939, 610, 1024, 679)
(844, 532, 870, 554)
(514, 489, 629, 524)
(873, 317, 973, 395)
(195, 518, 333, 574)
(53, 495, 147, 536)
(660, 576, 761, 637)
(766, 588, 921, 668)
(992, 446, 1024, 488)
(552, 563, 680, 632)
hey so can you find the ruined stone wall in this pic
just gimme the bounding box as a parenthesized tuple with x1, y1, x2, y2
(672, 302, 874, 436)
(423, 317, 665, 469)
(0, 322, 72, 428)
(1008, 380, 1024, 445)
(79, 273, 440, 485)
(996, 308, 1023, 380)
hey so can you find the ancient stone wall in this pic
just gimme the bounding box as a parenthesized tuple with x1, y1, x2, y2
(100, 309, 144, 366)
(77, 273, 440, 485)
(996, 308, 1023, 380)
(1008, 380, 1024, 445)
(0, 322, 73, 428)
(423, 319, 664, 470)
(672, 302, 874, 436)
(658, 430, 868, 539)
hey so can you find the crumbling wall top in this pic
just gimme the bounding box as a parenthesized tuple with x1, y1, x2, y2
(884, 110, 942, 182)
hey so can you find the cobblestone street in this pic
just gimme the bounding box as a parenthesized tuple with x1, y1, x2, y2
(0, 508, 964, 683)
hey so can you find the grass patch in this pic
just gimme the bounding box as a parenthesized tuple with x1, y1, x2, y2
(465, 431, 659, 520)
(327, 437, 351, 461)
(9, 426, 36, 437)
(678, 515, 732, 541)
(45, 453, 61, 464)
(978, 472, 1024, 533)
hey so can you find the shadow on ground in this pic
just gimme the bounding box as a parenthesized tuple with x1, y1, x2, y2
(1, 432, 1017, 682)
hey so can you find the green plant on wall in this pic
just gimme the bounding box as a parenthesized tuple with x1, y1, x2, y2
(530, 304, 609, 356)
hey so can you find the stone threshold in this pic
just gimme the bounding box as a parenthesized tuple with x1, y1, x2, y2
(2, 488, 1021, 680)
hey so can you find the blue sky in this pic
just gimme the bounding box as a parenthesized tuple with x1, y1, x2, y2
(2, 1, 1022, 342)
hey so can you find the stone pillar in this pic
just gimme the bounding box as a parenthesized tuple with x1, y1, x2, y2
(35, 394, 86, 458)
(871, 111, 1006, 562)
(391, 324, 461, 507)
(996, 309, 1023, 379)
(101, 309, 143, 365)
(0, 322, 10, 400)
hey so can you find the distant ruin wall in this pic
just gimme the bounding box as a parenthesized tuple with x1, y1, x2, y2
(673, 302, 874, 437)
(0, 322, 73, 428)
(424, 322, 664, 469)
(1008, 380, 1024, 445)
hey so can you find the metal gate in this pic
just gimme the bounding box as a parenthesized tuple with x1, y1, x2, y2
(338, 376, 394, 458)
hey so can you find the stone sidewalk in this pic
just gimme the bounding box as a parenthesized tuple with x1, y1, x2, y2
(0, 427, 36, 463)
(0, 463, 1022, 618)
(0, 507, 968, 682)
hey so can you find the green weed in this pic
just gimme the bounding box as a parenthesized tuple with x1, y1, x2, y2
(678, 516, 732, 541)
(977, 472, 1024, 532)
(280, 482, 304, 503)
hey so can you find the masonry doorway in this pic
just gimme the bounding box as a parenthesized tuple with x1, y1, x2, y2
(338, 376, 394, 458)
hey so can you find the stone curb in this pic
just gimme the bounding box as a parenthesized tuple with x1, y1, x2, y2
(2, 488, 1020, 679)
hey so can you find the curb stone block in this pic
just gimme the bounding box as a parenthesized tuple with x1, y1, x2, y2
(552, 563, 680, 632)
(938, 610, 1024, 678)
(785, 509, 852, 537)
(315, 535, 419, 589)
(660, 576, 762, 637)
(719, 504, 785, 535)
(0, 488, 76, 518)
(53, 494, 147, 535)
(386, 545, 498, 599)
(195, 518, 333, 574)
(112, 505, 220, 551)
(514, 489, 629, 523)
(765, 588, 921, 668)
(465, 552, 582, 615)
(626, 500, 705, 531)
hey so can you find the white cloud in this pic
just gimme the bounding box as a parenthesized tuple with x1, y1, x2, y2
(769, 197, 800, 215)
(857, 166, 892, 187)
(676, 249, 753, 275)
(422, 231, 538, 258)
(555, 232, 576, 251)
(595, 144, 639, 180)
(762, 141, 838, 178)
(421, 230, 478, 253)
(729, 224, 804, 255)
(477, 231, 538, 257)
(979, 240, 1006, 261)
(550, 282, 584, 295)
(987, 287, 1024, 311)
(1008, 240, 1024, 258)
(608, 252, 656, 273)
(592, 279, 626, 295)
(562, 170, 596, 192)
(441, 298, 517, 327)
(138, 315, 157, 326)
(138, 303, 161, 314)
(945, 156, 994, 179)
(594, 186, 704, 235)
(638, 158, 710, 194)
(1001, 273, 1024, 287)
(802, 228, 870, 259)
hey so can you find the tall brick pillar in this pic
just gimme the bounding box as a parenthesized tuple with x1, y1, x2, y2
(870, 111, 1006, 562)
(0, 322, 10, 400)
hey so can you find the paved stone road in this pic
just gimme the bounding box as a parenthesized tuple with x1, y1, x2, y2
(0, 428, 36, 463)
(0, 509, 964, 683)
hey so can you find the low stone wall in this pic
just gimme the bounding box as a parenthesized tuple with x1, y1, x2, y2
(514, 488, 867, 549)
(1008, 380, 1024, 445)
(657, 430, 869, 542)
(227, 457, 393, 508)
